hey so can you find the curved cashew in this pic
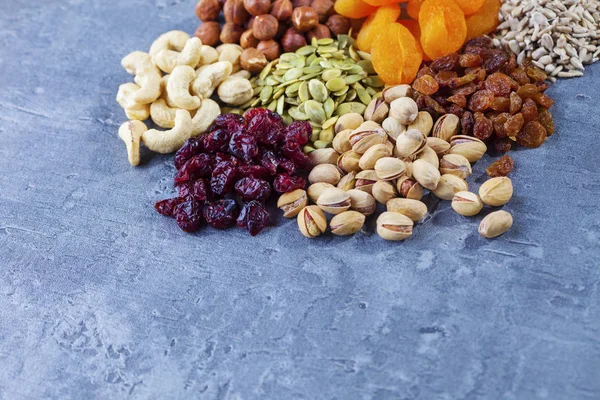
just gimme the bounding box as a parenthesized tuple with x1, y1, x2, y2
(150, 99, 178, 129)
(142, 109, 193, 154)
(133, 68, 162, 104)
(159, 75, 178, 108)
(155, 37, 203, 74)
(216, 44, 242, 73)
(191, 99, 220, 137)
(116, 83, 150, 120)
(198, 45, 218, 67)
(119, 120, 147, 166)
(217, 77, 253, 106)
(231, 70, 251, 79)
(191, 61, 233, 99)
(149, 30, 189, 56)
(121, 51, 159, 75)
(167, 65, 201, 110)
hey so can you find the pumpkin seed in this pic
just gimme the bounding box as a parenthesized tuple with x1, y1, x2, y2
(357, 50, 371, 60)
(346, 64, 364, 74)
(283, 68, 303, 81)
(320, 126, 334, 142)
(308, 79, 328, 102)
(310, 130, 320, 142)
(285, 81, 301, 96)
(344, 74, 363, 85)
(260, 86, 273, 103)
(322, 68, 342, 81)
(272, 87, 285, 100)
(356, 86, 372, 105)
(317, 38, 335, 46)
(276, 95, 285, 115)
(296, 45, 316, 56)
(335, 102, 366, 116)
(358, 60, 375, 74)
(324, 97, 335, 118)
(314, 140, 329, 149)
(267, 99, 277, 111)
(333, 86, 349, 96)
(305, 100, 326, 124)
(349, 46, 360, 62)
(322, 116, 338, 130)
(303, 65, 322, 74)
(259, 61, 275, 80)
(326, 77, 347, 92)
(299, 72, 321, 81)
(365, 76, 385, 87)
(346, 88, 357, 102)
(288, 107, 309, 120)
(298, 81, 310, 102)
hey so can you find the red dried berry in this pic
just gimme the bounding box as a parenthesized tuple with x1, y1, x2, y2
(174, 200, 204, 232)
(213, 113, 246, 132)
(234, 177, 272, 202)
(229, 131, 259, 162)
(237, 165, 271, 180)
(210, 161, 238, 196)
(244, 108, 271, 123)
(281, 143, 310, 169)
(174, 154, 214, 184)
(237, 200, 270, 236)
(175, 138, 204, 170)
(273, 173, 306, 193)
(246, 111, 286, 146)
(203, 199, 239, 229)
(155, 198, 185, 218)
(204, 127, 232, 153)
(285, 121, 312, 146)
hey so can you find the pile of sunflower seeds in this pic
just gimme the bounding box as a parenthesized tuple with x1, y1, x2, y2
(493, 0, 600, 80)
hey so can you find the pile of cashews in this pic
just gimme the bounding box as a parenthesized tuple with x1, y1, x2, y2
(116, 30, 255, 166)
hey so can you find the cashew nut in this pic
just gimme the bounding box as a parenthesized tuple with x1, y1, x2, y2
(121, 51, 160, 75)
(116, 83, 150, 120)
(167, 65, 201, 110)
(155, 37, 203, 74)
(191, 61, 233, 99)
(231, 70, 251, 79)
(149, 30, 189, 56)
(216, 44, 242, 73)
(191, 99, 220, 137)
(198, 45, 219, 67)
(142, 110, 193, 154)
(217, 77, 254, 106)
(119, 120, 147, 166)
(132, 68, 162, 104)
(150, 99, 178, 129)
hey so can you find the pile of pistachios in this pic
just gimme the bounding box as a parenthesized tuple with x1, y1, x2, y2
(277, 84, 515, 240)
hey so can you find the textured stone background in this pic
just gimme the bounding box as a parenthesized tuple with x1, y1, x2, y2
(1, 1, 599, 399)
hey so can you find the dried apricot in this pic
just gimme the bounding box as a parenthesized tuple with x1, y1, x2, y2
(362, 0, 408, 5)
(413, 74, 439, 95)
(517, 121, 547, 148)
(407, 0, 425, 19)
(372, 23, 423, 85)
(399, 19, 427, 60)
(486, 155, 514, 177)
(334, 0, 378, 19)
(465, 0, 500, 40)
(356, 4, 402, 52)
(419, 0, 467, 60)
(454, 0, 485, 15)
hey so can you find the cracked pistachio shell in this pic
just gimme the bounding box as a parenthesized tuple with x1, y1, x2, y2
(382, 117, 406, 143)
(376, 212, 414, 241)
(412, 159, 441, 190)
(298, 206, 327, 238)
(426, 137, 451, 156)
(354, 170, 379, 194)
(309, 148, 340, 166)
(396, 177, 424, 201)
(348, 125, 387, 154)
(382, 84, 412, 103)
(359, 144, 392, 171)
(337, 150, 362, 173)
(332, 129, 353, 154)
(374, 157, 406, 181)
(308, 164, 342, 185)
(407, 111, 434, 136)
(316, 187, 351, 215)
(432, 174, 469, 201)
(386, 198, 427, 222)
(439, 154, 472, 179)
(432, 114, 460, 142)
(277, 189, 308, 218)
(448, 135, 487, 162)
(364, 98, 389, 124)
(337, 171, 356, 191)
(347, 189, 376, 216)
(416, 146, 439, 169)
(479, 177, 513, 207)
(451, 191, 483, 217)
(389, 97, 418, 125)
(307, 182, 334, 203)
(403, 159, 413, 178)
(334, 113, 364, 134)
(330, 211, 365, 236)
(372, 180, 397, 205)
(395, 129, 427, 158)
(479, 210, 513, 238)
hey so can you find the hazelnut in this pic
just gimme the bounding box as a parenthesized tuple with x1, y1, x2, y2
(243, 0, 271, 16)
(274, 22, 287, 40)
(224, 0, 250, 25)
(281, 27, 307, 53)
(220, 23, 245, 44)
(271, 0, 293, 21)
(195, 0, 221, 21)
(194, 21, 221, 46)
(240, 29, 259, 48)
(311, 0, 334, 23)
(350, 18, 365, 38)
(293, 0, 312, 7)
(257, 40, 281, 61)
(306, 24, 331, 42)
(240, 47, 268, 73)
(291, 6, 319, 32)
(326, 14, 351, 36)
(252, 14, 279, 41)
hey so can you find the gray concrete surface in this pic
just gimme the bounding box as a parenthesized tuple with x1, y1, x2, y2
(1, 1, 599, 399)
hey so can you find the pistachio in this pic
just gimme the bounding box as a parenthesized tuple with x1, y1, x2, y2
(334, 112, 364, 133)
(386, 198, 427, 222)
(432, 114, 460, 142)
(426, 137, 451, 156)
(432, 174, 469, 200)
(330, 211, 366, 236)
(309, 148, 339, 166)
(364, 97, 389, 123)
(412, 159, 441, 190)
(407, 111, 434, 136)
(359, 144, 391, 170)
(354, 170, 379, 194)
(403, 159, 413, 178)
(346, 189, 376, 216)
(307, 182, 334, 203)
(372, 180, 397, 205)
(332, 128, 353, 153)
(337, 150, 362, 173)
(337, 171, 356, 191)
(389, 97, 418, 125)
(479, 177, 513, 207)
(451, 191, 483, 217)
(478, 210, 513, 239)
(348, 124, 387, 154)
(277, 189, 309, 218)
(374, 157, 406, 181)
(376, 212, 413, 241)
(448, 135, 487, 162)
(382, 84, 412, 103)
(439, 154, 472, 179)
(317, 187, 351, 214)
(382, 117, 406, 143)
(396, 177, 424, 200)
(308, 163, 342, 185)
(395, 129, 427, 158)
(416, 145, 439, 169)
(297, 205, 328, 238)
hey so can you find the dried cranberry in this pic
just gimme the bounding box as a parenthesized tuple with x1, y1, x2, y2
(187, 179, 210, 201)
(203, 199, 239, 229)
(244, 108, 271, 123)
(237, 200, 270, 236)
(273, 173, 306, 193)
(285, 121, 312, 146)
(174, 138, 203, 170)
(174, 200, 203, 232)
(213, 113, 245, 132)
(259, 151, 281, 175)
(154, 197, 185, 218)
(281, 144, 310, 169)
(210, 161, 238, 196)
(237, 165, 271, 180)
(229, 131, 259, 162)
(174, 154, 214, 184)
(234, 177, 272, 202)
(203, 127, 232, 153)
(247, 112, 285, 146)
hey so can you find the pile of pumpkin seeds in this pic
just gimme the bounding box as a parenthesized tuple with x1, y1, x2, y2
(240, 35, 385, 152)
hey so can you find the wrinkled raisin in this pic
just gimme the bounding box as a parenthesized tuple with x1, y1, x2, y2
(417, 66, 435, 78)
(516, 84, 539, 100)
(446, 104, 465, 118)
(413, 75, 440, 95)
(493, 138, 512, 153)
(459, 53, 482, 68)
(452, 83, 477, 96)
(521, 99, 538, 123)
(486, 155, 514, 177)
(174, 154, 214, 184)
(509, 92, 522, 114)
(509, 67, 530, 85)
(537, 108, 555, 135)
(517, 121, 547, 148)
(465, 36, 493, 48)
(483, 49, 509, 73)
(203, 199, 239, 229)
(155, 198, 185, 218)
(449, 73, 477, 88)
(525, 65, 547, 82)
(237, 200, 270, 236)
(234, 177, 272, 202)
(468, 89, 494, 112)
(431, 53, 460, 71)
(502, 53, 518, 74)
(174, 200, 204, 232)
(210, 161, 238, 196)
(435, 71, 458, 87)
(175, 138, 204, 170)
(485, 72, 517, 96)
(423, 95, 447, 115)
(461, 111, 474, 136)
(490, 112, 509, 138)
(473, 112, 493, 140)
(532, 92, 554, 109)
(490, 96, 510, 112)
(447, 94, 467, 108)
(503, 113, 524, 138)
(273, 173, 306, 193)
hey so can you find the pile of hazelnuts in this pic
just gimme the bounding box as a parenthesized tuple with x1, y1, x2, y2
(194, 0, 356, 73)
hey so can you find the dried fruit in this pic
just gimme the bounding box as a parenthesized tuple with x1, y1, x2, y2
(333, 0, 377, 19)
(204, 199, 240, 229)
(517, 121, 547, 148)
(174, 200, 204, 232)
(237, 200, 270, 235)
(412, 74, 439, 96)
(356, 4, 401, 53)
(486, 155, 514, 177)
(372, 23, 423, 85)
(465, 0, 501, 40)
(419, 0, 467, 60)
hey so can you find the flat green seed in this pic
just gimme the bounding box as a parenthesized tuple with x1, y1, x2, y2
(349, 46, 360, 62)
(320, 126, 334, 142)
(333, 86, 349, 96)
(298, 102, 306, 113)
(302, 65, 322, 74)
(344, 74, 363, 84)
(324, 97, 335, 118)
(276, 62, 292, 70)
(311, 37, 318, 47)
(288, 107, 309, 120)
(314, 140, 329, 149)
(285, 81, 301, 96)
(356, 86, 372, 105)
(317, 38, 335, 46)
(280, 53, 296, 62)
(365, 76, 385, 88)
(326, 77, 347, 92)
(337, 35, 349, 49)
(311, 57, 325, 66)
(347, 64, 364, 74)
(283, 114, 293, 125)
(259, 61, 275, 80)
(303, 145, 316, 154)
(322, 116, 338, 130)
(265, 77, 279, 86)
(321, 68, 342, 81)
(308, 79, 328, 102)
(276, 95, 285, 115)
(346, 89, 357, 102)
(310, 130, 320, 142)
(298, 81, 310, 102)
(319, 60, 333, 69)
(357, 50, 371, 60)
(267, 99, 277, 111)
(336, 93, 347, 105)
(253, 86, 262, 96)
(306, 53, 317, 65)
(305, 100, 326, 124)
(284, 68, 303, 81)
(299, 72, 321, 81)
(285, 97, 299, 106)
(357, 60, 375, 74)
(335, 102, 366, 116)
(296, 45, 317, 56)
(366, 86, 378, 96)
(251, 98, 261, 107)
(272, 87, 285, 100)
(290, 57, 306, 68)
(240, 98, 255, 109)
(318, 45, 338, 54)
(260, 86, 273, 103)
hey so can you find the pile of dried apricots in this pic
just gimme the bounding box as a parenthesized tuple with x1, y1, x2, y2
(335, 0, 501, 84)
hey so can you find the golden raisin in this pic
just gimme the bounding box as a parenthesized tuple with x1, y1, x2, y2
(509, 92, 522, 114)
(473, 111, 493, 140)
(447, 93, 467, 108)
(491, 112, 509, 138)
(413, 74, 440, 95)
(490, 97, 510, 112)
(468, 89, 494, 112)
(485, 72, 518, 96)
(503, 113, 524, 139)
(517, 121, 547, 148)
(537, 108, 555, 135)
(461, 110, 474, 136)
(521, 98, 538, 123)
(486, 155, 514, 177)
(459, 53, 482, 67)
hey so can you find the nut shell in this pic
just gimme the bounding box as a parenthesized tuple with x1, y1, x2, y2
(349, 124, 387, 154)
(359, 144, 391, 171)
(317, 187, 351, 215)
(309, 148, 339, 166)
(412, 159, 440, 190)
(291, 6, 319, 32)
(432, 114, 460, 142)
(389, 97, 418, 125)
(439, 154, 472, 179)
(479, 210, 513, 238)
(432, 174, 468, 201)
(407, 111, 434, 136)
(479, 177, 513, 206)
(376, 212, 413, 241)
(374, 157, 406, 181)
(372, 180, 397, 205)
(451, 191, 483, 216)
(383, 85, 412, 103)
(277, 189, 308, 218)
(448, 135, 487, 162)
(386, 198, 427, 222)
(347, 189, 376, 216)
(297, 205, 327, 238)
(307, 182, 334, 203)
(308, 164, 342, 185)
(395, 128, 427, 158)
(330, 211, 365, 236)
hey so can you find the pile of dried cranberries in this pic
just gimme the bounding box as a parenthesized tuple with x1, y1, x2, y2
(154, 109, 311, 235)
